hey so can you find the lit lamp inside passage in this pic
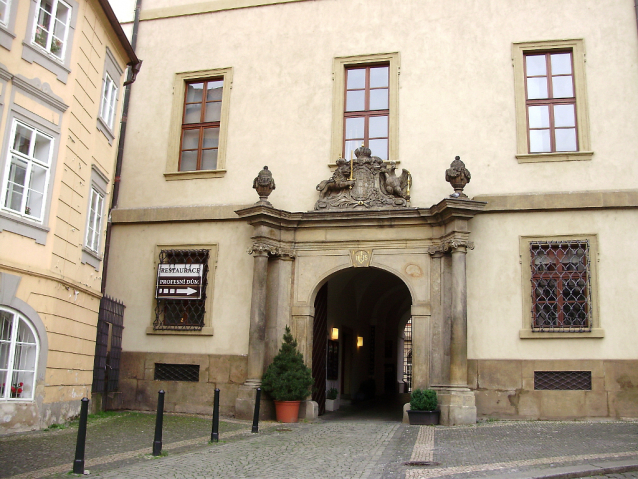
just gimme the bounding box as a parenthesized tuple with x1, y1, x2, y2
(331, 327, 339, 341)
(357, 336, 363, 348)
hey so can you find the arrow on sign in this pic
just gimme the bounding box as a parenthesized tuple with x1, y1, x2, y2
(176, 287, 198, 296)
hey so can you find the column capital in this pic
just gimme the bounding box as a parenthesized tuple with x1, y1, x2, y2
(247, 242, 296, 258)
(428, 239, 475, 255)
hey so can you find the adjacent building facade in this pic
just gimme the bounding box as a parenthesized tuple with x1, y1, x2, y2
(108, 0, 638, 423)
(0, 0, 138, 432)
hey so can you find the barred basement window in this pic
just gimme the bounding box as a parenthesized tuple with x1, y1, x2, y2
(154, 249, 209, 331)
(534, 371, 591, 390)
(154, 363, 200, 382)
(530, 240, 592, 332)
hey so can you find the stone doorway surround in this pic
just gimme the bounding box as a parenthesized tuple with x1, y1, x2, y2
(234, 198, 485, 425)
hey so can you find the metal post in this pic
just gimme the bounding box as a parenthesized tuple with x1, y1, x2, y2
(73, 397, 90, 474)
(252, 387, 261, 433)
(211, 388, 220, 442)
(152, 390, 165, 456)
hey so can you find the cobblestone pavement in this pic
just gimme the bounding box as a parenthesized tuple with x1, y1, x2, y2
(1, 404, 637, 479)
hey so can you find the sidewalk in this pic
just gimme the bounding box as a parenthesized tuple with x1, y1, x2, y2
(0, 407, 636, 479)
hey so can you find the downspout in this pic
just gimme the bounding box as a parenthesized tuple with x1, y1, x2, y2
(101, 0, 143, 294)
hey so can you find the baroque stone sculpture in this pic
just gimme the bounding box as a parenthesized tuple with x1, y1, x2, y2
(253, 166, 275, 205)
(314, 146, 412, 210)
(445, 156, 471, 198)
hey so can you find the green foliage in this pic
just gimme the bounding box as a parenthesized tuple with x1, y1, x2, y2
(410, 389, 438, 411)
(326, 387, 338, 400)
(262, 326, 313, 401)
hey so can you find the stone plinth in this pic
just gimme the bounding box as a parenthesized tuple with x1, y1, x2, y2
(234, 385, 274, 420)
(436, 387, 477, 426)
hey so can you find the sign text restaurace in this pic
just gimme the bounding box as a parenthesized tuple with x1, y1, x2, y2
(155, 263, 205, 300)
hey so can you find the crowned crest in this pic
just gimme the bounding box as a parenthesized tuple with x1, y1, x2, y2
(314, 147, 411, 210)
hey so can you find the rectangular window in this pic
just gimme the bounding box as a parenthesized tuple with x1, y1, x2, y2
(85, 187, 104, 253)
(525, 52, 577, 153)
(99, 73, 118, 130)
(513, 40, 592, 163)
(344, 65, 389, 161)
(32, 0, 71, 60)
(179, 79, 223, 171)
(331, 53, 399, 165)
(0, 0, 10, 26)
(154, 249, 210, 331)
(2, 120, 53, 222)
(529, 240, 591, 332)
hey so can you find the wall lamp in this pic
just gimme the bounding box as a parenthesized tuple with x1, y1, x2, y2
(331, 327, 339, 341)
(357, 336, 363, 348)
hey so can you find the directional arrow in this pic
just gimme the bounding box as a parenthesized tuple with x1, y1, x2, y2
(176, 287, 197, 296)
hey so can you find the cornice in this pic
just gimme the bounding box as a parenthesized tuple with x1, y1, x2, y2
(12, 74, 68, 112)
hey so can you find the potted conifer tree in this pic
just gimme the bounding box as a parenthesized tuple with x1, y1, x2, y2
(261, 326, 314, 423)
(407, 388, 440, 425)
(325, 387, 339, 412)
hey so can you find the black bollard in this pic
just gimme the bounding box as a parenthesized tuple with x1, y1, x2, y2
(251, 387, 261, 433)
(211, 388, 220, 442)
(72, 397, 90, 474)
(152, 390, 165, 456)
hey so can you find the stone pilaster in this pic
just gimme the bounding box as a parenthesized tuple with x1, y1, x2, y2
(428, 239, 476, 426)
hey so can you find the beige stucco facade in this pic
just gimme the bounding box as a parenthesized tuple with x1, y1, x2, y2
(107, 0, 638, 422)
(0, 0, 137, 432)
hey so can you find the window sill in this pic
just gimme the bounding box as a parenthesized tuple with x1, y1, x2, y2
(164, 170, 227, 180)
(0, 211, 49, 244)
(516, 151, 594, 163)
(21, 41, 71, 83)
(146, 326, 214, 336)
(81, 246, 102, 271)
(96, 116, 115, 145)
(519, 328, 604, 339)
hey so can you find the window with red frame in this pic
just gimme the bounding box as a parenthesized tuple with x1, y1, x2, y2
(524, 51, 578, 153)
(179, 79, 223, 171)
(344, 65, 389, 161)
(530, 241, 591, 331)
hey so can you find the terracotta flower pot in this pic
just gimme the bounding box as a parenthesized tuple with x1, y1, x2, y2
(274, 400, 301, 423)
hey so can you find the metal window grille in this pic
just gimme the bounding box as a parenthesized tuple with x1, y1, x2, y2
(154, 363, 200, 382)
(402, 319, 412, 392)
(534, 371, 592, 390)
(154, 249, 209, 331)
(530, 240, 592, 332)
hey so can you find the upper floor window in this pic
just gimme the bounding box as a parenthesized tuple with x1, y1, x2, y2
(344, 65, 389, 161)
(0, 307, 39, 401)
(85, 187, 104, 253)
(179, 79, 223, 171)
(0, 0, 10, 27)
(32, 0, 71, 60)
(525, 52, 577, 153)
(512, 40, 592, 163)
(2, 120, 53, 222)
(99, 73, 118, 130)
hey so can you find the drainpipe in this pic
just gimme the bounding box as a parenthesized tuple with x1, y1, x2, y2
(101, 0, 143, 294)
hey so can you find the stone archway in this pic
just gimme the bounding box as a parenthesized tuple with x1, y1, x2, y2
(234, 198, 484, 425)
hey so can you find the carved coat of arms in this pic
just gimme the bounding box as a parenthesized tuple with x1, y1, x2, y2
(314, 146, 411, 210)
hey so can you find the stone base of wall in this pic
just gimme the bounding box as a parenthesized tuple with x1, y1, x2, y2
(117, 352, 248, 416)
(0, 397, 84, 435)
(469, 359, 638, 420)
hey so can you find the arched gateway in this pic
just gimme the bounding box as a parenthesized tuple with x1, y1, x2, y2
(235, 153, 485, 426)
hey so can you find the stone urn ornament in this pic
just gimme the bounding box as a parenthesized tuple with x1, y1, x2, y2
(445, 156, 471, 198)
(253, 166, 275, 205)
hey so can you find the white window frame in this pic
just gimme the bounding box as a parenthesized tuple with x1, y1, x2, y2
(0, 306, 40, 402)
(0, 0, 10, 28)
(85, 186, 104, 253)
(1, 120, 53, 223)
(31, 0, 72, 61)
(99, 72, 118, 130)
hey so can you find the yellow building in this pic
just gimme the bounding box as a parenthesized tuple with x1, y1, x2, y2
(107, 0, 638, 423)
(0, 0, 139, 432)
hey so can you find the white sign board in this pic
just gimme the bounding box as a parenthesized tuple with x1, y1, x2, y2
(155, 263, 204, 300)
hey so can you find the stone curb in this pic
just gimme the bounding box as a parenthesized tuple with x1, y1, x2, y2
(475, 459, 638, 479)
